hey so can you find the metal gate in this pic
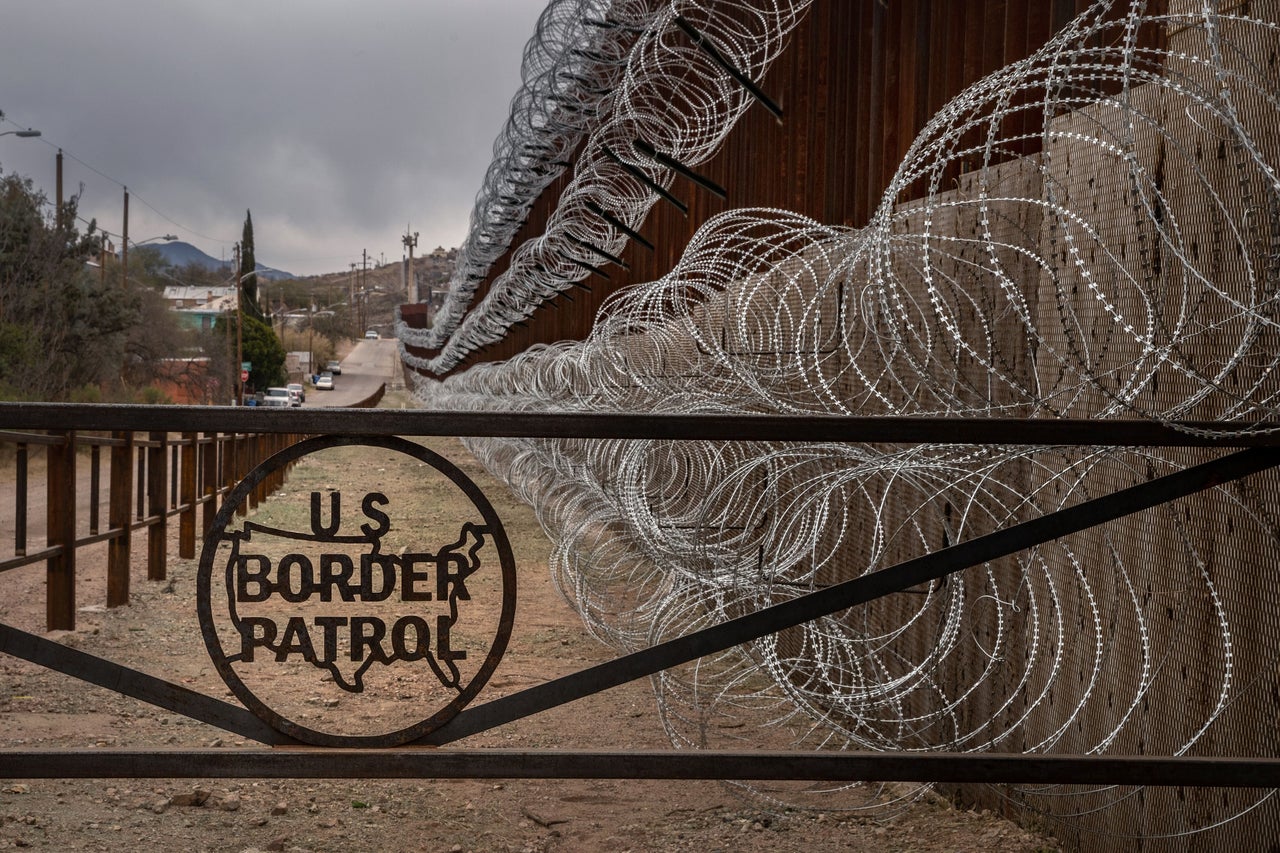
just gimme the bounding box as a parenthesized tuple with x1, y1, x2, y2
(1, 401, 1279, 790)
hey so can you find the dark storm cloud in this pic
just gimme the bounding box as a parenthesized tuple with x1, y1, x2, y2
(0, 0, 548, 274)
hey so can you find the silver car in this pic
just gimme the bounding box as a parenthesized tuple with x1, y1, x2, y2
(262, 387, 291, 408)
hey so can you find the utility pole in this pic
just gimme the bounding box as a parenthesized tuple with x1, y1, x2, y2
(402, 227, 419, 302)
(234, 243, 244, 406)
(361, 248, 368, 333)
(349, 262, 357, 336)
(55, 149, 63, 231)
(99, 231, 108, 288)
(120, 187, 129, 289)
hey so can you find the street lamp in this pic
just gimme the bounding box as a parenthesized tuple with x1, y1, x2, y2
(0, 111, 40, 138)
(119, 234, 178, 293)
(129, 234, 177, 247)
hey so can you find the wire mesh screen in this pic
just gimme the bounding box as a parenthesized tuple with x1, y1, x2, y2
(412, 0, 1280, 845)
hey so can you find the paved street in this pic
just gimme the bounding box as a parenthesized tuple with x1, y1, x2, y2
(303, 337, 396, 408)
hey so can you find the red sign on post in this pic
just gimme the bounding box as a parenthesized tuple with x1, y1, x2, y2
(241, 369, 249, 382)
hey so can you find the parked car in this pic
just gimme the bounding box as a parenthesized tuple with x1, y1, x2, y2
(262, 387, 291, 408)
(326, 360, 342, 375)
(315, 373, 334, 391)
(364, 329, 379, 340)
(287, 382, 305, 404)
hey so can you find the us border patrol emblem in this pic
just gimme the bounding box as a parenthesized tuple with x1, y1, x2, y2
(197, 435, 516, 747)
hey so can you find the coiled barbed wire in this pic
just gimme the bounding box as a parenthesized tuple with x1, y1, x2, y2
(399, 0, 652, 350)
(398, 0, 812, 370)
(412, 0, 1280, 837)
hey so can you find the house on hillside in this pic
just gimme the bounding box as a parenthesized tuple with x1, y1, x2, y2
(164, 284, 236, 331)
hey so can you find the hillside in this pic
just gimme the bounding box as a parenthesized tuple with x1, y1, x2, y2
(148, 240, 293, 281)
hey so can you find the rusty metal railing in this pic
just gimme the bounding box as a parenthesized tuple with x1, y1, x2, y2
(1, 426, 305, 630)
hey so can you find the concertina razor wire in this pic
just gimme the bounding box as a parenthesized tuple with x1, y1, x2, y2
(410, 0, 1280, 836)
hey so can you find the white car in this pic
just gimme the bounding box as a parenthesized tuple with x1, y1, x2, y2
(364, 329, 379, 340)
(262, 387, 291, 408)
(287, 382, 305, 404)
(315, 373, 334, 390)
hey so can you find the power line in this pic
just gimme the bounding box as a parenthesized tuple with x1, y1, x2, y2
(1, 110, 237, 246)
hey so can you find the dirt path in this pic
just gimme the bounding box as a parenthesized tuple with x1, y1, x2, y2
(0, 390, 1059, 852)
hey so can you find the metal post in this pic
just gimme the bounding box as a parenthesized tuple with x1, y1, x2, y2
(14, 444, 27, 557)
(46, 431, 76, 630)
(201, 431, 218, 535)
(147, 432, 167, 581)
(89, 444, 100, 536)
(179, 432, 196, 559)
(107, 432, 133, 608)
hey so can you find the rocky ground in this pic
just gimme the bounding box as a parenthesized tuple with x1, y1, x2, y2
(0, 391, 1060, 852)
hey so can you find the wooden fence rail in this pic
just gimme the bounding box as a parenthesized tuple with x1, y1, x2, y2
(0, 429, 306, 631)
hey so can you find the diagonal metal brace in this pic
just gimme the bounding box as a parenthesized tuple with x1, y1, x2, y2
(423, 447, 1280, 745)
(0, 621, 296, 745)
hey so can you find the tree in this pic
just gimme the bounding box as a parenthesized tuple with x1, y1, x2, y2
(216, 312, 286, 392)
(239, 209, 265, 322)
(0, 170, 145, 400)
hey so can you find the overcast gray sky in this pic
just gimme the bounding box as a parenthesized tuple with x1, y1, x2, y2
(0, 0, 548, 276)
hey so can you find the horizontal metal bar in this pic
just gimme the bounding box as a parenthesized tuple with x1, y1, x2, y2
(0, 621, 295, 746)
(0, 430, 66, 446)
(74, 434, 130, 448)
(425, 447, 1280, 745)
(66, 527, 124, 550)
(0, 403, 1277, 445)
(1, 748, 1278, 787)
(0, 546, 63, 574)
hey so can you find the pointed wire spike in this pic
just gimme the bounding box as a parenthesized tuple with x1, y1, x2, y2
(632, 138, 727, 199)
(584, 200, 655, 252)
(599, 144, 688, 216)
(566, 234, 630, 269)
(557, 250, 611, 281)
(674, 16, 783, 123)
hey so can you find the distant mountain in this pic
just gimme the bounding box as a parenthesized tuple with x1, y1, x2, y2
(142, 241, 294, 281)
